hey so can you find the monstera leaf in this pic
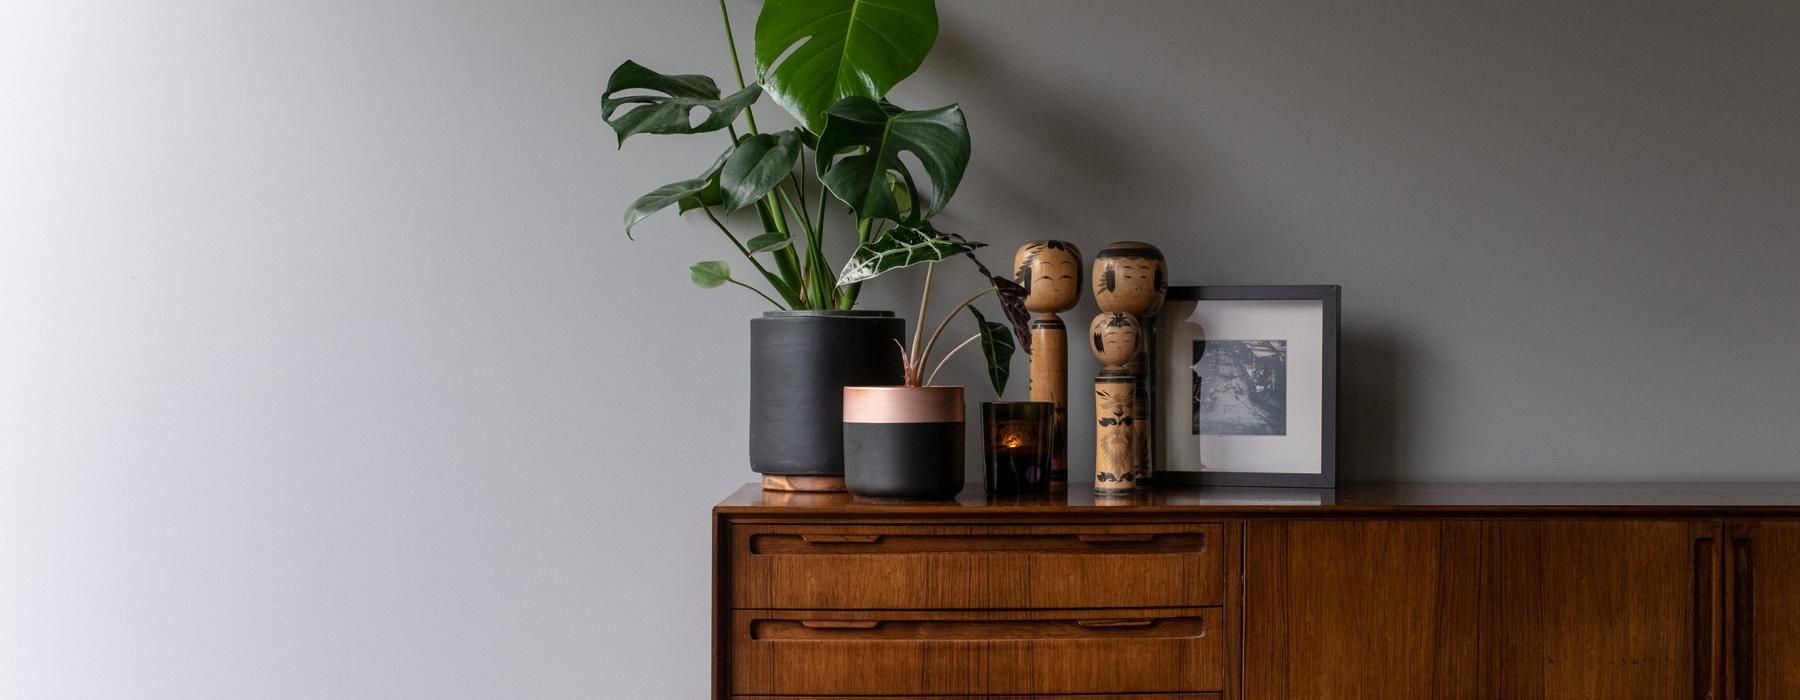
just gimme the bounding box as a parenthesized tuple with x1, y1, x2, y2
(753, 0, 938, 133)
(623, 147, 730, 238)
(601, 61, 761, 145)
(969, 306, 1015, 396)
(815, 97, 969, 225)
(718, 130, 802, 212)
(836, 223, 983, 286)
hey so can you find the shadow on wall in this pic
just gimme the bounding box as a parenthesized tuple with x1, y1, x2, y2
(927, 22, 1207, 255)
(1339, 326, 1407, 483)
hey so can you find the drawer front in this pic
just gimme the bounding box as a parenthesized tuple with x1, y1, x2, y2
(730, 608, 1224, 696)
(730, 523, 1223, 609)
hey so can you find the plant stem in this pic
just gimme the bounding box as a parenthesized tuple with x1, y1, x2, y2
(925, 332, 980, 386)
(704, 206, 799, 307)
(907, 262, 935, 384)
(716, 0, 760, 135)
(728, 277, 786, 309)
(752, 202, 804, 298)
(919, 287, 997, 370)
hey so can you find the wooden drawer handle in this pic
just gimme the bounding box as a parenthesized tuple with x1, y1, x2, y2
(1075, 534, 1158, 543)
(1075, 618, 1156, 628)
(799, 620, 881, 630)
(799, 534, 883, 544)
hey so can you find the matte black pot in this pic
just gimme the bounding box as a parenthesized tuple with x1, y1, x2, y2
(750, 311, 906, 488)
(842, 386, 966, 500)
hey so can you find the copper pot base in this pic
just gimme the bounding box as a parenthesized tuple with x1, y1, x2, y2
(761, 475, 848, 493)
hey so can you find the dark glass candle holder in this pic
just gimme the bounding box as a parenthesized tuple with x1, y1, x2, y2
(982, 401, 1055, 495)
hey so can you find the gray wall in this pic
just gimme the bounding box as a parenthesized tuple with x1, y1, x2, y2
(2, 0, 1795, 697)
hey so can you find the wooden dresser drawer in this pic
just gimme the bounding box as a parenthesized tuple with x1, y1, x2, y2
(728, 523, 1222, 609)
(729, 608, 1224, 696)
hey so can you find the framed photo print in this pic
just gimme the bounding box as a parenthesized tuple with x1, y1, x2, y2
(1152, 285, 1339, 487)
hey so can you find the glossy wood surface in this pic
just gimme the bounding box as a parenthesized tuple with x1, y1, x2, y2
(1244, 519, 1721, 700)
(730, 607, 1223, 696)
(1728, 521, 1800, 700)
(735, 695, 1222, 699)
(731, 522, 1224, 610)
(718, 481, 1800, 517)
(714, 484, 1800, 699)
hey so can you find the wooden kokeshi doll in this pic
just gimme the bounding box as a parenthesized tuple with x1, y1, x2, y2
(1013, 240, 1082, 485)
(1090, 311, 1142, 493)
(1092, 242, 1168, 485)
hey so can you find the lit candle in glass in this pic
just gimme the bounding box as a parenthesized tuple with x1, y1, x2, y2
(983, 401, 1054, 495)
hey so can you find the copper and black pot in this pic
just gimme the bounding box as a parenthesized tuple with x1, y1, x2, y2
(750, 311, 906, 492)
(842, 386, 966, 500)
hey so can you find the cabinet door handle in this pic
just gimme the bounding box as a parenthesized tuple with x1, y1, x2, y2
(1075, 534, 1157, 543)
(1695, 536, 1718, 700)
(1733, 536, 1754, 700)
(799, 534, 882, 544)
(799, 620, 881, 630)
(1075, 618, 1156, 628)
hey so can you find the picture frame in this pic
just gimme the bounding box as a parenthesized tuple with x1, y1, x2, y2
(1151, 285, 1339, 488)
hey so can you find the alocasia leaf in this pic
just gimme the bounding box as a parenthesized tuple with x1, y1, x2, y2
(836, 223, 983, 286)
(815, 97, 969, 225)
(969, 306, 1015, 396)
(753, 0, 938, 133)
(601, 61, 761, 145)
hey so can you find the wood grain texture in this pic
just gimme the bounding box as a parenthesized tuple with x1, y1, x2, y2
(1243, 519, 1722, 700)
(730, 523, 1223, 610)
(715, 481, 1800, 518)
(1728, 521, 1800, 700)
(734, 695, 1221, 699)
(730, 608, 1223, 696)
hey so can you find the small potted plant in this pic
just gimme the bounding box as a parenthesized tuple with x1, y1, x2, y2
(601, 0, 1010, 491)
(838, 243, 1027, 501)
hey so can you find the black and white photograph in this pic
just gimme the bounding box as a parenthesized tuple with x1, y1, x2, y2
(1156, 286, 1339, 487)
(1192, 339, 1288, 436)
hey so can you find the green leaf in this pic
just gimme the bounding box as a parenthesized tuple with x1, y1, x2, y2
(836, 223, 983, 285)
(689, 260, 731, 288)
(601, 61, 761, 145)
(719, 130, 802, 212)
(744, 231, 792, 254)
(753, 0, 938, 133)
(970, 306, 1016, 396)
(815, 97, 969, 225)
(625, 179, 710, 238)
(624, 147, 732, 237)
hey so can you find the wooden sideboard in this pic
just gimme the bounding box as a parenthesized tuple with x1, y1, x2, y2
(712, 482, 1800, 700)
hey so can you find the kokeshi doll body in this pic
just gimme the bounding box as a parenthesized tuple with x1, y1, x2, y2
(1013, 241, 1082, 485)
(1090, 312, 1142, 493)
(1092, 242, 1168, 485)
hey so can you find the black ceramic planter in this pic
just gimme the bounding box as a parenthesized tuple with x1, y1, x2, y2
(749, 310, 905, 490)
(842, 386, 966, 500)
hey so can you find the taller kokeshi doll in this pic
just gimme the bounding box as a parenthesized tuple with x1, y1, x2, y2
(1091, 242, 1168, 484)
(1090, 312, 1142, 493)
(1013, 241, 1082, 485)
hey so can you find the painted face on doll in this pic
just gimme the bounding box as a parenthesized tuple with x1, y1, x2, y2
(1014, 241, 1082, 315)
(1089, 312, 1142, 368)
(1092, 242, 1167, 317)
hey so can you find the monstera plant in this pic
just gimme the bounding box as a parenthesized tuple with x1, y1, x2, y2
(602, 0, 1025, 395)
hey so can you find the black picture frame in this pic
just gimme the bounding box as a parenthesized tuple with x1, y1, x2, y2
(1152, 285, 1339, 488)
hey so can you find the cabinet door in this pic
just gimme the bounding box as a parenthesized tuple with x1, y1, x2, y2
(1244, 519, 1721, 700)
(1727, 521, 1800, 700)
